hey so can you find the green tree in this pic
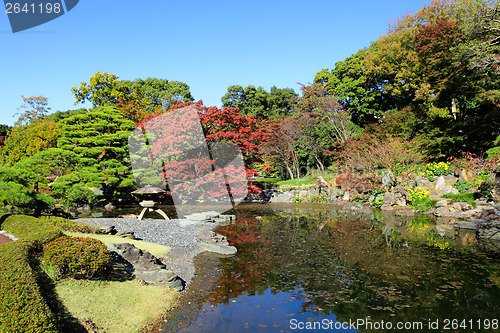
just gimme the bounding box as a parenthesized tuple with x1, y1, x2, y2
(315, 47, 385, 125)
(56, 106, 135, 201)
(2, 96, 59, 165)
(221, 85, 297, 119)
(72, 72, 194, 121)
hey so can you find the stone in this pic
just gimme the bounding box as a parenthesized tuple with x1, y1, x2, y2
(479, 209, 500, 221)
(415, 176, 428, 188)
(184, 211, 221, 221)
(98, 225, 116, 235)
(383, 192, 395, 206)
(435, 200, 449, 208)
(198, 242, 237, 256)
(381, 170, 396, 188)
(380, 204, 394, 211)
(450, 202, 463, 212)
(342, 191, 350, 201)
(459, 202, 474, 211)
(198, 230, 229, 246)
(435, 176, 446, 191)
(343, 201, 363, 211)
(441, 185, 459, 195)
(434, 206, 450, 217)
(104, 202, 116, 211)
(269, 191, 294, 203)
(453, 220, 483, 230)
(457, 169, 475, 183)
(477, 221, 500, 241)
(393, 186, 409, 206)
(116, 230, 136, 239)
(107, 243, 184, 291)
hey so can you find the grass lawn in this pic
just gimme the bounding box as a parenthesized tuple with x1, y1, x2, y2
(63, 231, 171, 258)
(55, 278, 178, 333)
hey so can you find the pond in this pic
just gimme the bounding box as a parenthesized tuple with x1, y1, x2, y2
(162, 203, 500, 333)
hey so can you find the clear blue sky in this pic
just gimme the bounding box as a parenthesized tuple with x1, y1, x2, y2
(0, 0, 428, 126)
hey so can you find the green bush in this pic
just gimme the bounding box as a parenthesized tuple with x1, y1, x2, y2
(453, 181, 471, 193)
(38, 215, 100, 233)
(0, 215, 63, 333)
(42, 236, 112, 280)
(441, 192, 477, 207)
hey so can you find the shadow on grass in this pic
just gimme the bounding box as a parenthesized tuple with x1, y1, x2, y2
(29, 253, 135, 332)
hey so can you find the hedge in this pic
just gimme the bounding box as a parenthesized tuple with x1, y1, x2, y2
(0, 215, 63, 333)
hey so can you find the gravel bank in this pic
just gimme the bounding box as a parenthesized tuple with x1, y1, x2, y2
(75, 218, 221, 285)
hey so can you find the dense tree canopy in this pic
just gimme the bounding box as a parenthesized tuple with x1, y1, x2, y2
(221, 85, 297, 119)
(72, 72, 194, 121)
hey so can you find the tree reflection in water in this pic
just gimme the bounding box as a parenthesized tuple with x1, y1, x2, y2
(165, 204, 500, 333)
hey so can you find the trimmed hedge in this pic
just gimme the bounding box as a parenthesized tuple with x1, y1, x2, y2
(0, 215, 63, 333)
(43, 236, 112, 280)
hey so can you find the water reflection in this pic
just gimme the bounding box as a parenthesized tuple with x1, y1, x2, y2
(164, 204, 500, 333)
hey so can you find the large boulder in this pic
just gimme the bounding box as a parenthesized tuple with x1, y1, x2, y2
(107, 243, 184, 291)
(477, 221, 500, 241)
(381, 171, 396, 188)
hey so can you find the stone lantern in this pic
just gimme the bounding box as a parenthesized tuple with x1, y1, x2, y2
(131, 185, 169, 220)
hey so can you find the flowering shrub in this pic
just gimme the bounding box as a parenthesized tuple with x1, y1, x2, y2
(407, 187, 435, 211)
(424, 162, 453, 181)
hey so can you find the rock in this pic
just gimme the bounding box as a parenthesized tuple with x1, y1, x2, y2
(393, 186, 409, 206)
(299, 190, 309, 200)
(104, 202, 116, 211)
(435, 176, 446, 191)
(98, 225, 116, 235)
(459, 202, 474, 211)
(107, 243, 184, 291)
(457, 168, 475, 182)
(477, 221, 500, 241)
(383, 192, 395, 206)
(343, 201, 363, 211)
(441, 185, 459, 195)
(76, 205, 91, 215)
(135, 269, 184, 291)
(116, 230, 136, 239)
(342, 191, 350, 201)
(415, 176, 428, 188)
(453, 220, 483, 230)
(197, 230, 229, 246)
(269, 191, 294, 203)
(479, 209, 500, 221)
(434, 206, 450, 217)
(436, 200, 450, 208)
(184, 211, 220, 222)
(450, 202, 463, 212)
(444, 175, 457, 182)
(380, 204, 393, 211)
(198, 242, 237, 256)
(381, 171, 396, 188)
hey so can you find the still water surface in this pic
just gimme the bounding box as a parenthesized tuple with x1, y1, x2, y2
(161, 203, 500, 333)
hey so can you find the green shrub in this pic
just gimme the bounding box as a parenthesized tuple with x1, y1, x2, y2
(38, 216, 100, 233)
(441, 192, 477, 207)
(453, 181, 471, 193)
(0, 215, 63, 333)
(43, 236, 112, 280)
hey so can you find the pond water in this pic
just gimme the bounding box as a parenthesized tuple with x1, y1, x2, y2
(161, 203, 500, 333)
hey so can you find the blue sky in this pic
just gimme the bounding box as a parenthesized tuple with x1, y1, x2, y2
(0, 0, 428, 126)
